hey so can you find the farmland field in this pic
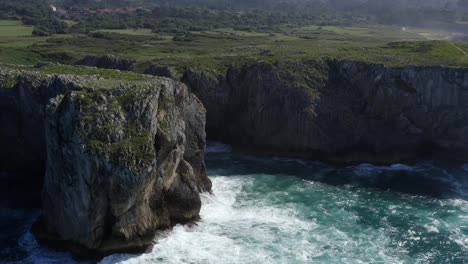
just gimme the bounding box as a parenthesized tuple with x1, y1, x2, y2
(0, 20, 33, 37)
(1, 19, 467, 69)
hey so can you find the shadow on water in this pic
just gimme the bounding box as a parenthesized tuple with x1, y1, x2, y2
(0, 172, 42, 263)
(206, 149, 468, 201)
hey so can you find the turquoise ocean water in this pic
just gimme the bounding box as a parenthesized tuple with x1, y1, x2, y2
(2, 143, 468, 264)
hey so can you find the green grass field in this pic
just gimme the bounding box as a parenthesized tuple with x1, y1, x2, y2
(0, 20, 467, 70)
(0, 20, 33, 37)
(95, 28, 156, 36)
(0, 20, 44, 64)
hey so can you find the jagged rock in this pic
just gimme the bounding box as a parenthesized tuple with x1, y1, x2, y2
(0, 65, 210, 258)
(144, 65, 178, 80)
(76, 54, 135, 71)
(183, 60, 468, 164)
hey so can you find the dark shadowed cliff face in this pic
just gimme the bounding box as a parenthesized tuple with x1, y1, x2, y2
(0, 66, 210, 258)
(76, 55, 135, 71)
(0, 73, 75, 176)
(183, 60, 468, 164)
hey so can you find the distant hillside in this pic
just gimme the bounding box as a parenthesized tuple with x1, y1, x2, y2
(2, 0, 467, 34)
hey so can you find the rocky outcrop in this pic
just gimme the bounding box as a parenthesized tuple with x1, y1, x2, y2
(183, 60, 468, 164)
(144, 65, 178, 80)
(0, 66, 210, 258)
(0, 69, 74, 176)
(76, 55, 135, 71)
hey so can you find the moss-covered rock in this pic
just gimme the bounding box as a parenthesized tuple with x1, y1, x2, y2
(144, 65, 179, 80)
(0, 64, 210, 259)
(76, 54, 135, 71)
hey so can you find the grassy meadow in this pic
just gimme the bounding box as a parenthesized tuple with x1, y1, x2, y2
(0, 19, 467, 72)
(0, 20, 33, 36)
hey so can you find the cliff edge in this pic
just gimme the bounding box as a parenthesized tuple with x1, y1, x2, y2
(0, 65, 211, 258)
(183, 60, 468, 164)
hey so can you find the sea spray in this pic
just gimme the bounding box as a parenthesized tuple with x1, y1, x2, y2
(98, 150, 468, 264)
(3, 146, 468, 263)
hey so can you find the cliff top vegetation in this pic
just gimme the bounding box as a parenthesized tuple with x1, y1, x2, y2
(0, 0, 467, 71)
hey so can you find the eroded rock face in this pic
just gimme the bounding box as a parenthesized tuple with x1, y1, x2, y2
(0, 70, 85, 179)
(183, 60, 468, 164)
(76, 55, 135, 71)
(0, 66, 210, 258)
(144, 65, 179, 80)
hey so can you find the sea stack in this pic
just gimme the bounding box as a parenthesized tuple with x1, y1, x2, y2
(0, 65, 211, 258)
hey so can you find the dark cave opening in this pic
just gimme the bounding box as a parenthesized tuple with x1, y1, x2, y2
(0, 95, 47, 205)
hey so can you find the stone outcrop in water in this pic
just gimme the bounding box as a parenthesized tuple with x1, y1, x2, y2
(183, 60, 468, 164)
(0, 65, 211, 258)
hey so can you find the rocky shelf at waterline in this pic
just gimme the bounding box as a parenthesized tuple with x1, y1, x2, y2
(182, 59, 468, 164)
(0, 64, 211, 258)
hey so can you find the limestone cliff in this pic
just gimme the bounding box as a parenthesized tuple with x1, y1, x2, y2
(183, 60, 468, 164)
(76, 55, 135, 71)
(0, 65, 211, 258)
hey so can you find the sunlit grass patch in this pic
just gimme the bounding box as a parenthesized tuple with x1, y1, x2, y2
(95, 28, 156, 35)
(0, 23, 467, 69)
(0, 20, 33, 37)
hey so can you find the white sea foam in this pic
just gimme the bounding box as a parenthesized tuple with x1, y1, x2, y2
(353, 163, 416, 177)
(206, 142, 232, 153)
(388, 164, 415, 171)
(101, 176, 321, 264)
(450, 228, 468, 250)
(462, 164, 468, 172)
(423, 224, 440, 233)
(13, 231, 82, 264)
(12, 158, 468, 264)
(98, 175, 415, 264)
